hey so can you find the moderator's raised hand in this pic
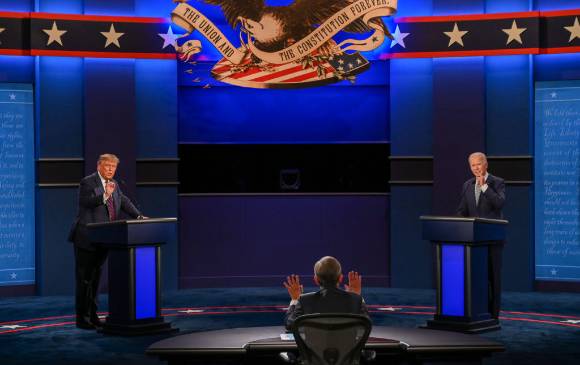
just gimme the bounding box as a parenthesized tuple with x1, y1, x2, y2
(283, 274, 303, 301)
(345, 271, 362, 295)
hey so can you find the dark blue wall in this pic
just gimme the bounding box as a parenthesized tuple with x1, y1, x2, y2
(388, 0, 556, 293)
(2, 0, 580, 297)
(179, 195, 390, 288)
(0, 0, 179, 295)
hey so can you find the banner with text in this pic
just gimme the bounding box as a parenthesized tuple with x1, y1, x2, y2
(0, 83, 35, 287)
(535, 80, 580, 282)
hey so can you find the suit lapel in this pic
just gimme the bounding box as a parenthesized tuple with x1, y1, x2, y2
(468, 180, 477, 210)
(112, 180, 121, 216)
(93, 173, 104, 196)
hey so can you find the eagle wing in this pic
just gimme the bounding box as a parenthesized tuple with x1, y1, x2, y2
(202, 0, 265, 28)
(290, 0, 388, 34)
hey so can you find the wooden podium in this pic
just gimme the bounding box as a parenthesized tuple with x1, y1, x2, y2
(87, 218, 177, 336)
(420, 216, 508, 333)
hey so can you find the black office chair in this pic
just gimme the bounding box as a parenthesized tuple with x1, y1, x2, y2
(290, 313, 372, 365)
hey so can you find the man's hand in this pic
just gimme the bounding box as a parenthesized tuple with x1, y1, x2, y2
(283, 274, 303, 301)
(105, 181, 116, 198)
(476, 175, 486, 186)
(344, 271, 362, 295)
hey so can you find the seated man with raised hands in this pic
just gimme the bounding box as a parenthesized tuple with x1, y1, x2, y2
(283, 256, 369, 330)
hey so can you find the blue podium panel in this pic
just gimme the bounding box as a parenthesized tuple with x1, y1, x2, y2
(135, 247, 157, 320)
(0, 83, 35, 287)
(441, 245, 465, 317)
(535, 81, 580, 282)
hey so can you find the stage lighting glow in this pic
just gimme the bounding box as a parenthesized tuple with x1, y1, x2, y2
(35, 1, 82, 14)
(0, 1, 33, 12)
(485, 0, 531, 14)
(535, 0, 580, 11)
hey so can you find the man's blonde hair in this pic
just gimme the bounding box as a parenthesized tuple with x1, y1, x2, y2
(98, 154, 120, 164)
(314, 256, 342, 287)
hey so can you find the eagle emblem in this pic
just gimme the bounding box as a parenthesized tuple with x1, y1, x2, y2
(171, 0, 398, 88)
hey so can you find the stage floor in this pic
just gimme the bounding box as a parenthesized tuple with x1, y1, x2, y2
(1, 288, 579, 364)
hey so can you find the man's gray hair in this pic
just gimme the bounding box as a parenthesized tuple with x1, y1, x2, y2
(98, 154, 120, 164)
(314, 256, 342, 287)
(468, 152, 487, 163)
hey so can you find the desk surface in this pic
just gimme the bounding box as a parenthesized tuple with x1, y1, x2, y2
(147, 325, 504, 357)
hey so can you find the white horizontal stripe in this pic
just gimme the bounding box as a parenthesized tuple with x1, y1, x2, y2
(0, 89, 33, 93)
(0, 280, 35, 284)
(537, 87, 580, 90)
(0, 102, 33, 105)
(0, 268, 35, 272)
(536, 265, 580, 268)
(240, 63, 301, 81)
(536, 277, 580, 281)
(535, 99, 580, 102)
(268, 68, 328, 83)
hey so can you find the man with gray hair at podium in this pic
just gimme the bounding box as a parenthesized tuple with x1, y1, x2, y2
(68, 153, 145, 330)
(283, 256, 368, 331)
(456, 152, 506, 319)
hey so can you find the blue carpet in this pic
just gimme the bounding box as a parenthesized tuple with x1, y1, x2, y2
(1, 288, 579, 364)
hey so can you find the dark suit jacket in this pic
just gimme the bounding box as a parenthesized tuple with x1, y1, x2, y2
(456, 174, 505, 219)
(285, 287, 369, 330)
(68, 172, 142, 250)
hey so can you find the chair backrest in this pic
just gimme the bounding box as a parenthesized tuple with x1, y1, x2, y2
(292, 313, 372, 365)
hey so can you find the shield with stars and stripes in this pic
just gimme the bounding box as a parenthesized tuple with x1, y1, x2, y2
(210, 50, 369, 89)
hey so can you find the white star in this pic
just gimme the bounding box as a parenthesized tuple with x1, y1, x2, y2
(337, 66, 344, 71)
(100, 24, 125, 48)
(348, 63, 353, 69)
(564, 17, 580, 43)
(42, 21, 67, 46)
(8, 93, 16, 101)
(178, 309, 204, 314)
(444, 23, 468, 47)
(377, 307, 402, 312)
(551, 268, 557, 275)
(561, 319, 580, 324)
(390, 25, 410, 48)
(0, 325, 26, 330)
(551, 92, 557, 98)
(158, 26, 182, 50)
(338, 59, 344, 65)
(502, 20, 527, 45)
(9, 272, 17, 279)
(356, 58, 362, 65)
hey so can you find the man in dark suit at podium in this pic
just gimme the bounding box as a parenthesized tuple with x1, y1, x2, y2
(283, 256, 368, 330)
(456, 152, 505, 319)
(68, 154, 143, 330)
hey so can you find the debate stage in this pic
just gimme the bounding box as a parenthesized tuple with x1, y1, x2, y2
(1, 288, 580, 365)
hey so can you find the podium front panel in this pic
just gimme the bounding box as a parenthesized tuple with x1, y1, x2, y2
(135, 247, 157, 320)
(468, 246, 489, 317)
(441, 245, 465, 316)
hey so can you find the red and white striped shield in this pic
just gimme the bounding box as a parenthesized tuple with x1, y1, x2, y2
(210, 49, 370, 89)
